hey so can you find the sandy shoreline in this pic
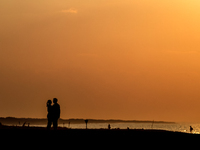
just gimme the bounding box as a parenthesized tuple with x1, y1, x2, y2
(1, 125, 199, 148)
(1, 125, 198, 138)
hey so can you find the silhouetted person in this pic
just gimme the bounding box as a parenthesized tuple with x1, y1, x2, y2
(47, 100, 53, 130)
(190, 126, 193, 133)
(108, 124, 111, 129)
(52, 98, 60, 130)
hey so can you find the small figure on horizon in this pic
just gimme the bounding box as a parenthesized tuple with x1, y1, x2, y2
(190, 126, 193, 133)
(52, 98, 60, 130)
(108, 124, 111, 130)
(47, 100, 53, 130)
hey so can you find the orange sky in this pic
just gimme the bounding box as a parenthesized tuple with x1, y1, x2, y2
(1, 0, 200, 122)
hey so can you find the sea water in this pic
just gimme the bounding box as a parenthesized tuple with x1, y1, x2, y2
(55, 122, 200, 134)
(27, 122, 200, 134)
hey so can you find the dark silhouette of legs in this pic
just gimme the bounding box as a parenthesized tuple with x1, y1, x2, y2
(53, 119, 58, 130)
(47, 119, 52, 130)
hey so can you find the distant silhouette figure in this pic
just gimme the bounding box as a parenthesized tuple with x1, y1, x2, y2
(108, 124, 111, 129)
(52, 98, 60, 130)
(190, 126, 193, 133)
(47, 100, 53, 130)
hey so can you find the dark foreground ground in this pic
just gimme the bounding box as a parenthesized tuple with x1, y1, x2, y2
(1, 125, 200, 148)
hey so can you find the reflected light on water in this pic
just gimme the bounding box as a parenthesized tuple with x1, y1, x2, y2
(26, 122, 200, 134)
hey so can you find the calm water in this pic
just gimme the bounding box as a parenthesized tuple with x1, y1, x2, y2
(53, 122, 200, 134)
(27, 122, 200, 134)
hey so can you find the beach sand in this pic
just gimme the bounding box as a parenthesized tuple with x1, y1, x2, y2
(1, 125, 199, 148)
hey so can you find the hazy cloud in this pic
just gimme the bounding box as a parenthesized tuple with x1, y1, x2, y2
(61, 8, 78, 14)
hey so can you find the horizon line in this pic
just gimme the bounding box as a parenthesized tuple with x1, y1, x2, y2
(0, 116, 175, 123)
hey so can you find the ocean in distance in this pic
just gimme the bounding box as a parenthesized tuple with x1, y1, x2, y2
(32, 122, 200, 134)
(2, 117, 199, 134)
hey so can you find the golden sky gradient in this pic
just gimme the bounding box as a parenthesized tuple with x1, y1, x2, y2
(1, 0, 200, 122)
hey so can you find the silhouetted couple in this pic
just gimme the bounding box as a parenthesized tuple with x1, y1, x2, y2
(47, 98, 60, 130)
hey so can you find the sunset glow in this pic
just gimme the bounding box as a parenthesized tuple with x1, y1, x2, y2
(1, 0, 200, 122)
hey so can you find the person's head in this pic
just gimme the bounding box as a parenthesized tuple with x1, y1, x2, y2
(47, 100, 52, 106)
(53, 98, 58, 104)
